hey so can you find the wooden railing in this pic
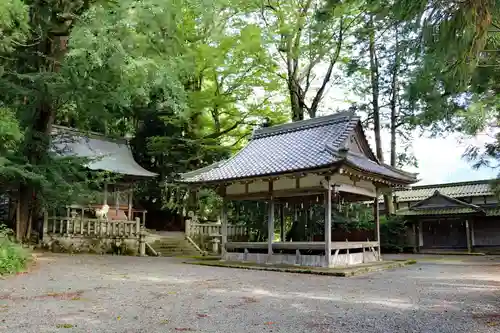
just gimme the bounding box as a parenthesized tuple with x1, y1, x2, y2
(44, 215, 141, 239)
(224, 241, 380, 251)
(65, 204, 147, 225)
(185, 220, 248, 239)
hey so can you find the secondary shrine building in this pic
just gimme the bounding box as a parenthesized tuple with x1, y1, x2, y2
(179, 112, 418, 268)
(391, 179, 500, 252)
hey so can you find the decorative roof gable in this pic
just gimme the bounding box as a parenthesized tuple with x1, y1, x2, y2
(410, 190, 483, 211)
(180, 112, 417, 184)
(396, 190, 485, 216)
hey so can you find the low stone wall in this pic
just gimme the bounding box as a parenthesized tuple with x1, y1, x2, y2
(224, 251, 378, 268)
(42, 234, 139, 255)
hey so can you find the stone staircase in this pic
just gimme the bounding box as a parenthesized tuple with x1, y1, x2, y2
(146, 231, 201, 257)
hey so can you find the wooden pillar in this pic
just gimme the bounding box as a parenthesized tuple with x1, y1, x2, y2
(267, 198, 275, 258)
(115, 186, 120, 217)
(279, 203, 285, 242)
(127, 186, 133, 221)
(324, 176, 332, 267)
(15, 200, 21, 241)
(221, 198, 228, 257)
(418, 220, 423, 248)
(465, 219, 472, 253)
(470, 220, 475, 248)
(103, 183, 108, 205)
(374, 188, 381, 260)
(412, 222, 417, 253)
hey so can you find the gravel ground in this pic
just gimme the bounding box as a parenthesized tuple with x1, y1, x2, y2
(1, 254, 500, 333)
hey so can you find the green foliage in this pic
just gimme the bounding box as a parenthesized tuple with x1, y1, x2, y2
(0, 107, 22, 151)
(392, 0, 496, 92)
(0, 107, 23, 182)
(3, 0, 497, 238)
(379, 215, 409, 253)
(256, 0, 365, 119)
(0, 0, 29, 53)
(0, 224, 30, 275)
(62, 0, 188, 122)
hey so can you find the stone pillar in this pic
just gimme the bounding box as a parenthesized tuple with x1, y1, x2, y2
(324, 177, 332, 267)
(42, 210, 49, 243)
(221, 198, 228, 258)
(135, 217, 141, 235)
(185, 214, 191, 237)
(139, 226, 146, 256)
(267, 198, 275, 261)
(374, 188, 381, 260)
(465, 219, 472, 253)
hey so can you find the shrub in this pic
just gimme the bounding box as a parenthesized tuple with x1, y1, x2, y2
(380, 215, 409, 253)
(0, 224, 30, 275)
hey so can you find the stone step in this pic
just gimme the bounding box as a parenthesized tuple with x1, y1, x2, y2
(149, 237, 201, 257)
(151, 243, 191, 248)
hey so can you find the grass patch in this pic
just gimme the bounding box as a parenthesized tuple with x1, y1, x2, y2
(0, 225, 31, 276)
(56, 323, 74, 328)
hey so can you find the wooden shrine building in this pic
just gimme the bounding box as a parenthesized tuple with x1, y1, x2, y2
(50, 126, 157, 224)
(180, 112, 418, 267)
(392, 179, 500, 252)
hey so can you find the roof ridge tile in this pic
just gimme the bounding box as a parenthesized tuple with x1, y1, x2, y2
(253, 111, 356, 139)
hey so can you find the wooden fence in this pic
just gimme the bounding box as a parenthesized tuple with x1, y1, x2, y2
(185, 220, 248, 239)
(44, 215, 141, 239)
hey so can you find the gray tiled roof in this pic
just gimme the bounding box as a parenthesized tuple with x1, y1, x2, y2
(394, 180, 494, 202)
(396, 207, 481, 216)
(52, 126, 157, 177)
(396, 190, 486, 216)
(344, 152, 416, 181)
(181, 112, 417, 184)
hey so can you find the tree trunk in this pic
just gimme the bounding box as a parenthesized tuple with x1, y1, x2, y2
(369, 16, 394, 215)
(17, 101, 56, 241)
(390, 25, 400, 168)
(17, 186, 32, 242)
(16, 34, 65, 241)
(288, 77, 304, 121)
(369, 16, 383, 160)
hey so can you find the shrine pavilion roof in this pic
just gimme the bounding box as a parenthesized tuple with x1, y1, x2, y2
(180, 112, 417, 185)
(51, 126, 157, 178)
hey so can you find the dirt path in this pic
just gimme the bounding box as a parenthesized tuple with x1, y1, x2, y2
(1, 253, 499, 332)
